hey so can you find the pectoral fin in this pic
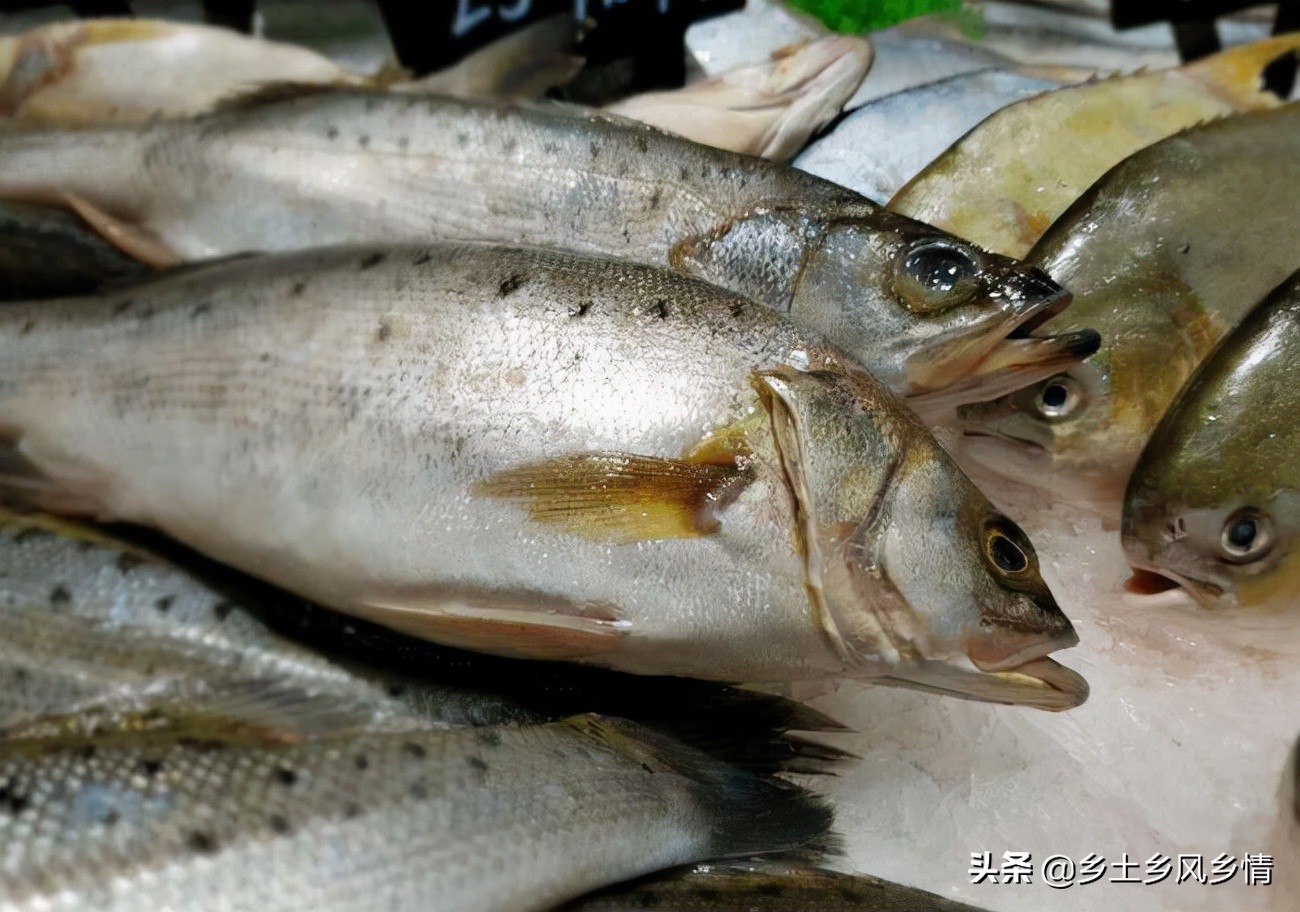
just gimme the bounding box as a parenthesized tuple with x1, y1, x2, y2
(61, 192, 180, 267)
(473, 452, 751, 543)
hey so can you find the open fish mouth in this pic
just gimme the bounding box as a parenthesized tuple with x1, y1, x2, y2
(1124, 564, 1226, 608)
(911, 327, 1099, 415)
(877, 655, 1089, 712)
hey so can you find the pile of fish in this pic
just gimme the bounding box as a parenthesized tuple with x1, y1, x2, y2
(0, 1, 1297, 910)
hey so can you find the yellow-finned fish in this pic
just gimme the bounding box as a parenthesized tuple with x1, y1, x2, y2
(0, 243, 1085, 709)
(892, 36, 1300, 258)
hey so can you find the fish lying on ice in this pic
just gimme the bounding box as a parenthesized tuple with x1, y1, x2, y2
(0, 18, 370, 124)
(794, 68, 1061, 205)
(0, 510, 851, 772)
(957, 104, 1300, 516)
(0, 243, 1086, 708)
(605, 36, 871, 161)
(892, 35, 1300, 258)
(0, 86, 1085, 405)
(1123, 268, 1300, 611)
(0, 714, 834, 912)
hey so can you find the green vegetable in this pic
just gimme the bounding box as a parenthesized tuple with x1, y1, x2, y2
(787, 0, 983, 36)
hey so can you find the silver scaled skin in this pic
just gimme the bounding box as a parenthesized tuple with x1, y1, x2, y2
(0, 715, 831, 912)
(1124, 268, 1300, 610)
(0, 88, 1080, 404)
(0, 243, 1084, 709)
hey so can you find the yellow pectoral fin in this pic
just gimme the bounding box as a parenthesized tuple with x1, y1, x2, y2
(473, 452, 752, 543)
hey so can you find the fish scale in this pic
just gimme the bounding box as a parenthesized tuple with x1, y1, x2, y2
(0, 242, 1084, 707)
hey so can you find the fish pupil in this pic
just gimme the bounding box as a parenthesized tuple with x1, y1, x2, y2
(1227, 518, 1257, 549)
(1041, 384, 1068, 409)
(991, 534, 1027, 573)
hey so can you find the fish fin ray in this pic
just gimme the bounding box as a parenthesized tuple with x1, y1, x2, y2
(0, 442, 104, 517)
(352, 598, 627, 661)
(60, 192, 179, 268)
(473, 452, 751, 542)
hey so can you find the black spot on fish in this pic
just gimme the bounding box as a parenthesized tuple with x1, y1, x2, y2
(385, 682, 406, 698)
(498, 273, 526, 296)
(270, 814, 292, 835)
(640, 762, 654, 774)
(273, 766, 298, 787)
(139, 759, 164, 777)
(413, 251, 433, 266)
(354, 754, 369, 772)
(590, 140, 600, 160)
(648, 188, 662, 210)
(679, 166, 690, 181)
(397, 136, 410, 150)
(191, 302, 212, 318)
(290, 281, 307, 296)
(186, 830, 219, 854)
(358, 135, 371, 149)
(637, 892, 660, 908)
(466, 756, 488, 773)
(755, 883, 784, 898)
(402, 742, 427, 759)
(1180, 243, 1191, 255)
(103, 808, 120, 827)
(19, 319, 36, 336)
(0, 786, 30, 815)
(115, 552, 144, 574)
(358, 252, 386, 271)
(136, 305, 155, 321)
(837, 887, 858, 902)
(212, 601, 234, 621)
(474, 730, 501, 748)
(49, 585, 71, 608)
(409, 781, 428, 799)
(729, 302, 746, 319)
(154, 596, 174, 613)
(456, 131, 469, 147)
(569, 300, 592, 318)
(326, 126, 339, 140)
(650, 299, 669, 320)
(259, 352, 272, 362)
(77, 745, 97, 760)
(112, 299, 134, 316)
(635, 133, 649, 154)
(343, 801, 362, 819)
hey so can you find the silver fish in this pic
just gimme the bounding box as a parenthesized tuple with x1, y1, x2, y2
(0, 511, 851, 772)
(0, 714, 834, 912)
(0, 86, 1077, 404)
(0, 243, 1086, 709)
(795, 68, 1060, 204)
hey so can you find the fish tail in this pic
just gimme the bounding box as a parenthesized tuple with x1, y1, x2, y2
(1185, 34, 1300, 105)
(566, 714, 840, 861)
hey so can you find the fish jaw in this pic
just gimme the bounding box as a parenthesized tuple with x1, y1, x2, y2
(876, 655, 1089, 711)
(900, 262, 1076, 399)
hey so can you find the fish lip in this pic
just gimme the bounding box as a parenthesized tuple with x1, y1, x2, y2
(1124, 560, 1228, 608)
(1124, 567, 1185, 596)
(876, 655, 1089, 711)
(1006, 284, 1073, 339)
(960, 428, 1046, 456)
(990, 657, 1090, 711)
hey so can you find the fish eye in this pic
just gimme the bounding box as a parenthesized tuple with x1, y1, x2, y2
(982, 517, 1036, 580)
(1033, 374, 1083, 421)
(893, 239, 981, 313)
(1219, 508, 1274, 563)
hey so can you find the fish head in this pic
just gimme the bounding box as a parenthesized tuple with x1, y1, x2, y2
(754, 364, 1087, 710)
(794, 208, 1083, 399)
(1122, 283, 1300, 609)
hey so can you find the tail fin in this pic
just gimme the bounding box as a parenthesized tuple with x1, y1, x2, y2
(567, 714, 839, 862)
(1185, 35, 1300, 106)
